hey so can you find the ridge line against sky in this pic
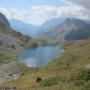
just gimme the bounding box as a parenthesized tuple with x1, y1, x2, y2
(0, 0, 90, 25)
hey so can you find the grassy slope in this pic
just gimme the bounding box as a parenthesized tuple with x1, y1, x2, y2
(0, 44, 27, 70)
(0, 46, 16, 63)
(0, 39, 90, 90)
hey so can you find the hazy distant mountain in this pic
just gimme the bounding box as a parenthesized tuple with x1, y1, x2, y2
(38, 18, 65, 31)
(9, 19, 39, 37)
(38, 18, 90, 41)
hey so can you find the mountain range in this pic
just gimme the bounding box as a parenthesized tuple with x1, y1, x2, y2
(9, 16, 90, 42)
(38, 18, 90, 41)
(38, 18, 65, 30)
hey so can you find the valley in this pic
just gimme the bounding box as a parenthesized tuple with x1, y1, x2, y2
(0, 10, 90, 90)
(0, 12, 62, 84)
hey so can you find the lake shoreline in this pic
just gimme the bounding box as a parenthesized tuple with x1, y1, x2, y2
(18, 45, 64, 68)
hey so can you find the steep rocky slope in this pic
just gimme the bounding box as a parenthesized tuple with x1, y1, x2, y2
(0, 13, 32, 52)
(0, 13, 31, 83)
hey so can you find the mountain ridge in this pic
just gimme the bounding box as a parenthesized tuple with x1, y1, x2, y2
(38, 18, 90, 41)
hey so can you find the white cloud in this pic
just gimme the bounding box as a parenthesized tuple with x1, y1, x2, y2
(0, 4, 89, 25)
(31, 5, 58, 21)
(31, 5, 89, 21)
(0, 7, 40, 25)
(65, 0, 90, 20)
(66, 0, 90, 9)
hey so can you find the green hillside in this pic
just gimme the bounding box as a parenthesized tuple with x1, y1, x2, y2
(0, 39, 90, 90)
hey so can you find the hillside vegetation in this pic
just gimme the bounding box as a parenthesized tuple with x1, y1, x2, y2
(0, 39, 90, 90)
(0, 13, 34, 83)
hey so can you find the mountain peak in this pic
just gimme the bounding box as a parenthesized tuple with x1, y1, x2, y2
(0, 13, 10, 27)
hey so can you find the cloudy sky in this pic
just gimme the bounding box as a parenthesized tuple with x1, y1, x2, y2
(0, 0, 89, 25)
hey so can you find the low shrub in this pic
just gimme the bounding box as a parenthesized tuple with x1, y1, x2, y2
(71, 69, 90, 82)
(81, 81, 90, 90)
(39, 75, 65, 87)
(36, 77, 42, 83)
(73, 80, 84, 86)
(30, 42, 38, 48)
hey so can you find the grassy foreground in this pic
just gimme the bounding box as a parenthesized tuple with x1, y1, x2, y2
(0, 39, 90, 90)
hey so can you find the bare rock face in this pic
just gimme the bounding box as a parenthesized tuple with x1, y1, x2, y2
(0, 13, 10, 27)
(0, 31, 23, 52)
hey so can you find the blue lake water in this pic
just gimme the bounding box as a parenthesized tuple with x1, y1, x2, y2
(19, 45, 64, 67)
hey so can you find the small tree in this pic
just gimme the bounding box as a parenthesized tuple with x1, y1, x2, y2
(36, 77, 42, 83)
